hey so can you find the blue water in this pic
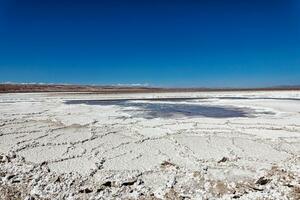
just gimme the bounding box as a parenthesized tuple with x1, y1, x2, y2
(65, 99, 260, 119)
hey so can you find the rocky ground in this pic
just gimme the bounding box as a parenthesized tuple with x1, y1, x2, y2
(0, 152, 299, 199)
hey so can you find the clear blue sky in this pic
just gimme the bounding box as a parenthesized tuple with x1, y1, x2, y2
(0, 0, 300, 87)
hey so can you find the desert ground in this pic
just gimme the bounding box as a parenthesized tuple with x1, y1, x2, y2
(0, 91, 300, 199)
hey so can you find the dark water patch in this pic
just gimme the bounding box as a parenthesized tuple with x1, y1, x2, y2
(64, 99, 260, 119)
(122, 103, 251, 119)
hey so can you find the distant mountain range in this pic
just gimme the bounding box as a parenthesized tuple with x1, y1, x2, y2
(0, 83, 300, 93)
(271, 85, 300, 89)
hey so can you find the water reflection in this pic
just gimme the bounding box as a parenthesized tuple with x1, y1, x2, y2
(65, 99, 257, 119)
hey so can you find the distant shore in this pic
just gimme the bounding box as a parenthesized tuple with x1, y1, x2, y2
(1, 83, 300, 93)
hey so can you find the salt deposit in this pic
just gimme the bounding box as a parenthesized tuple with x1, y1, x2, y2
(0, 91, 300, 199)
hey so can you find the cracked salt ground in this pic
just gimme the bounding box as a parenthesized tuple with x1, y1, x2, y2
(1, 91, 300, 199)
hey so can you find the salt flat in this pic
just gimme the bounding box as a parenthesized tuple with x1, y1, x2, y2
(0, 91, 300, 199)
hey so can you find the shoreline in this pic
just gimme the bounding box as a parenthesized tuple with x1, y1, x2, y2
(1, 84, 300, 93)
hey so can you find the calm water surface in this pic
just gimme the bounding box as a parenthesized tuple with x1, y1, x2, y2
(64, 99, 266, 119)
